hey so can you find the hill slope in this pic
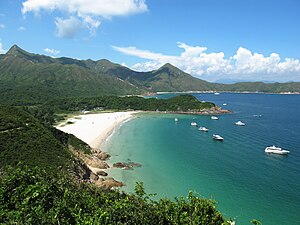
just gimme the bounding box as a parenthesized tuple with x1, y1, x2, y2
(1, 45, 299, 106)
(0, 45, 142, 104)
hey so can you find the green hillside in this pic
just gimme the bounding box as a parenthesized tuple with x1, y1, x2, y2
(1, 45, 299, 107)
(0, 45, 142, 104)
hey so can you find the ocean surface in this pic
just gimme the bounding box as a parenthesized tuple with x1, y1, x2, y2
(101, 93, 300, 225)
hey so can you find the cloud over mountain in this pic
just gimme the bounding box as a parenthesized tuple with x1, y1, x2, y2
(44, 48, 60, 55)
(113, 43, 300, 82)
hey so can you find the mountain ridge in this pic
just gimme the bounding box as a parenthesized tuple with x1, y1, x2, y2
(1, 45, 299, 105)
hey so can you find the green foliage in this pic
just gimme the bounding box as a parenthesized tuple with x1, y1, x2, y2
(1, 45, 299, 108)
(0, 106, 75, 172)
(0, 166, 228, 224)
(46, 94, 215, 113)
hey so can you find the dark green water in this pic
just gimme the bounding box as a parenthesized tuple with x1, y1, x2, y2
(102, 93, 300, 225)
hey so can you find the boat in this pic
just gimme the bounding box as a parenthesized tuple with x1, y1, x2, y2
(213, 134, 224, 141)
(211, 116, 219, 120)
(235, 121, 245, 126)
(191, 122, 197, 126)
(174, 118, 178, 122)
(214, 92, 220, 95)
(223, 103, 227, 106)
(265, 145, 290, 155)
(199, 127, 209, 132)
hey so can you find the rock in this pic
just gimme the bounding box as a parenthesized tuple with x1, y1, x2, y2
(96, 152, 111, 160)
(102, 178, 124, 190)
(113, 162, 128, 168)
(96, 170, 108, 176)
(128, 162, 142, 167)
(89, 172, 99, 181)
(113, 162, 142, 169)
(85, 156, 110, 169)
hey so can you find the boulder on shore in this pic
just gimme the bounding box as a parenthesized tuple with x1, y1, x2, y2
(96, 170, 108, 176)
(113, 161, 142, 170)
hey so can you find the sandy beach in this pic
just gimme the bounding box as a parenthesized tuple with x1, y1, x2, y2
(56, 111, 137, 149)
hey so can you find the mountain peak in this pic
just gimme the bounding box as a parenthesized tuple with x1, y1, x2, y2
(6, 44, 25, 55)
(161, 63, 178, 70)
(6, 44, 34, 57)
(6, 44, 31, 57)
(157, 63, 184, 75)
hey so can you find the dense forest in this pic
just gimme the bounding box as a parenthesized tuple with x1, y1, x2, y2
(47, 94, 215, 113)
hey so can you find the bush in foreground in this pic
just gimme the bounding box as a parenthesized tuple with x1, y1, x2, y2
(0, 166, 228, 224)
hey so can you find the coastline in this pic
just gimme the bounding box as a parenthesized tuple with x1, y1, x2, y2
(56, 111, 138, 149)
(55, 111, 140, 189)
(155, 91, 300, 95)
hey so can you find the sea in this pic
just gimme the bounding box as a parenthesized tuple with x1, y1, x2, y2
(101, 93, 300, 225)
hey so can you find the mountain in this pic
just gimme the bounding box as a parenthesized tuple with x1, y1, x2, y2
(89, 61, 214, 91)
(0, 45, 142, 104)
(0, 45, 299, 105)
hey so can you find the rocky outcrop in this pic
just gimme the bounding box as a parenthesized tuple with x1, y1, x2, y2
(96, 178, 124, 190)
(96, 170, 108, 176)
(85, 156, 110, 169)
(113, 162, 142, 170)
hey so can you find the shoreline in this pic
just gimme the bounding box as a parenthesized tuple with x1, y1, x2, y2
(154, 91, 300, 95)
(56, 111, 139, 149)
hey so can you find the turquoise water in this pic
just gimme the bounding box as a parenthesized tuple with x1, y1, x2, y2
(101, 93, 300, 225)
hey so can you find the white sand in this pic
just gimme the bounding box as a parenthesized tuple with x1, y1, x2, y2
(56, 111, 137, 149)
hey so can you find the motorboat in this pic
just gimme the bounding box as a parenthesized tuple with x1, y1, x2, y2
(235, 121, 245, 126)
(265, 145, 290, 155)
(223, 103, 227, 106)
(213, 134, 224, 141)
(211, 116, 219, 120)
(214, 92, 220, 95)
(199, 127, 209, 132)
(191, 122, 197, 126)
(175, 118, 178, 122)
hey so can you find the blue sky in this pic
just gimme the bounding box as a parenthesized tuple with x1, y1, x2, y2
(0, 0, 299, 82)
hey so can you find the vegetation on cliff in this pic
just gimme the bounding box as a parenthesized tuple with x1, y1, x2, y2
(0, 166, 228, 224)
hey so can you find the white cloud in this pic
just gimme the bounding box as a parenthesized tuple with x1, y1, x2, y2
(18, 26, 26, 31)
(55, 16, 82, 38)
(44, 48, 60, 55)
(22, 0, 148, 37)
(0, 41, 6, 54)
(0, 24, 5, 29)
(113, 43, 300, 82)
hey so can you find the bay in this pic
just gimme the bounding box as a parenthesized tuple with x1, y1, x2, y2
(101, 93, 300, 225)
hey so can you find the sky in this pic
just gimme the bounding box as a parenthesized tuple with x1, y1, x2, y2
(0, 0, 300, 83)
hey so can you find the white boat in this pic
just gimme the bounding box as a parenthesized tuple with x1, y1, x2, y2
(211, 116, 219, 120)
(175, 118, 178, 122)
(235, 121, 245, 126)
(199, 127, 209, 132)
(223, 103, 227, 106)
(265, 145, 290, 155)
(214, 92, 220, 95)
(213, 134, 224, 141)
(191, 122, 197, 126)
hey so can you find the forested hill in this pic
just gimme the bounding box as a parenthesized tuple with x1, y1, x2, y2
(0, 45, 143, 104)
(1, 45, 299, 105)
